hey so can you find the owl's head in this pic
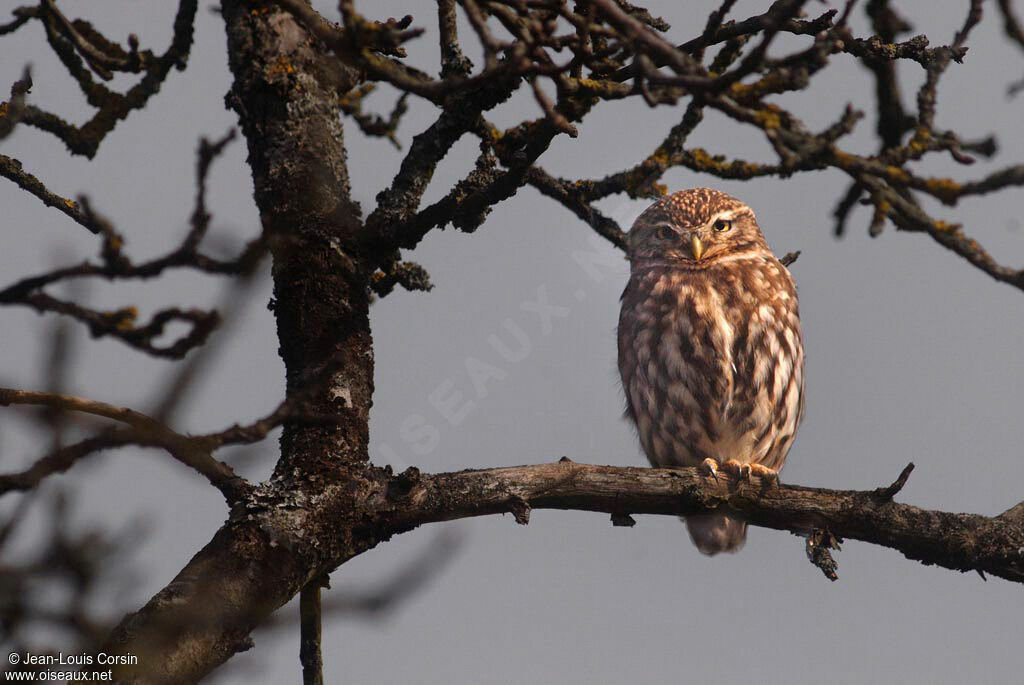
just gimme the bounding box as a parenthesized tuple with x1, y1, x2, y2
(627, 188, 769, 268)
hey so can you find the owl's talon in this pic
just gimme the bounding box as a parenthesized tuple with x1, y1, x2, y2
(722, 459, 746, 479)
(748, 463, 780, 486)
(699, 458, 720, 480)
(721, 460, 777, 483)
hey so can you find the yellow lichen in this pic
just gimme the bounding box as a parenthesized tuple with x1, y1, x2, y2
(885, 166, 910, 183)
(266, 57, 296, 80)
(729, 82, 753, 98)
(111, 307, 138, 331)
(649, 149, 672, 166)
(907, 129, 931, 155)
(923, 177, 961, 202)
(753, 108, 782, 129)
(687, 148, 715, 168)
(831, 150, 855, 166)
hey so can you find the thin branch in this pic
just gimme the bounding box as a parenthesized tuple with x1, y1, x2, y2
(258, 531, 462, 630)
(525, 166, 627, 250)
(0, 428, 138, 494)
(18, 0, 199, 157)
(299, 578, 326, 685)
(7, 292, 222, 359)
(40, 0, 130, 80)
(0, 388, 249, 502)
(320, 530, 461, 616)
(339, 85, 409, 148)
(382, 119, 563, 250)
(0, 5, 36, 36)
(0, 154, 101, 232)
(438, 0, 472, 78)
(0, 130, 267, 358)
(872, 462, 915, 502)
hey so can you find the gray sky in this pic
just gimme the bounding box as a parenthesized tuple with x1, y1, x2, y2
(2, 1, 1023, 683)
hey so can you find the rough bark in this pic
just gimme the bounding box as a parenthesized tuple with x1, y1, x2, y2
(219, 2, 373, 477)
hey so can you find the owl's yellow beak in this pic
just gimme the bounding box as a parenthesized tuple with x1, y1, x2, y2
(690, 235, 704, 261)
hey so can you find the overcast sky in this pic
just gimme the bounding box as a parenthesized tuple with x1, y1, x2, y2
(2, 1, 1024, 683)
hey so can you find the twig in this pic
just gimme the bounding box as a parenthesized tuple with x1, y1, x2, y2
(299, 578, 327, 685)
(872, 462, 915, 502)
(805, 528, 842, 581)
(0, 155, 101, 232)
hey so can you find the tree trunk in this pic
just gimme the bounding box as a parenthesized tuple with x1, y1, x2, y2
(100, 5, 383, 681)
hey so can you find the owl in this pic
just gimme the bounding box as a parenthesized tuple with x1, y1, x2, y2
(617, 188, 804, 555)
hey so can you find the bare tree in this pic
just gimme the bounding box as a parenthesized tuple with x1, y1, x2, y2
(2, 0, 1024, 682)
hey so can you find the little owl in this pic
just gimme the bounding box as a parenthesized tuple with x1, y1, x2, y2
(618, 188, 804, 555)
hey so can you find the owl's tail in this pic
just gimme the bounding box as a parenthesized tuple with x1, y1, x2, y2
(685, 511, 747, 555)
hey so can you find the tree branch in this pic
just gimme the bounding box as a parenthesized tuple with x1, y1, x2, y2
(299, 578, 326, 685)
(0, 153, 101, 232)
(388, 461, 1024, 585)
(0, 130, 266, 359)
(0, 388, 249, 502)
(99, 458, 1024, 681)
(18, 0, 199, 157)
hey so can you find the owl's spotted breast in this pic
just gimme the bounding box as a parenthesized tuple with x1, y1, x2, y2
(619, 255, 803, 471)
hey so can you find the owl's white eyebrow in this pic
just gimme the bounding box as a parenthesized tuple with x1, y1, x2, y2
(707, 207, 752, 224)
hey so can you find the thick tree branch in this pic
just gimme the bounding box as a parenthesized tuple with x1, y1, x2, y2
(387, 461, 1024, 584)
(99, 458, 1024, 682)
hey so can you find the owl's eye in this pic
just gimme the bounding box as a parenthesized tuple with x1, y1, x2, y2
(713, 219, 732, 232)
(656, 224, 676, 240)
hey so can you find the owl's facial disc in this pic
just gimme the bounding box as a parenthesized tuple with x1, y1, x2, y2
(653, 207, 751, 264)
(629, 190, 770, 269)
